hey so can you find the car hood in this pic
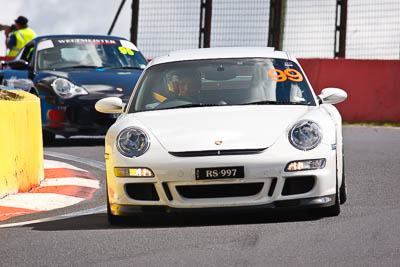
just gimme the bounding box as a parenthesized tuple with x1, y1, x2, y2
(41, 69, 142, 97)
(131, 105, 314, 152)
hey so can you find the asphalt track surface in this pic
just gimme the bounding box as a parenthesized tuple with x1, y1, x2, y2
(0, 126, 399, 266)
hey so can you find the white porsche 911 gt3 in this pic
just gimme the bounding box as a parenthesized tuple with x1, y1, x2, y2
(95, 47, 347, 224)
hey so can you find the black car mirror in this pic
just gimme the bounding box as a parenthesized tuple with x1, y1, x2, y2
(204, 68, 236, 81)
(7, 59, 30, 70)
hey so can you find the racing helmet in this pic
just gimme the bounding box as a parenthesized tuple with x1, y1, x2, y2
(167, 69, 201, 96)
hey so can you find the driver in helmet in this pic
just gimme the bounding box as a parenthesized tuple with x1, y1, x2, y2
(151, 70, 201, 105)
(168, 70, 200, 98)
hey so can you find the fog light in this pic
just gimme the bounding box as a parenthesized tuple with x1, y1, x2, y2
(114, 167, 154, 177)
(285, 159, 326, 172)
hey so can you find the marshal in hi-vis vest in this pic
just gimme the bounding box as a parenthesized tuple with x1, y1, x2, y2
(7, 27, 36, 57)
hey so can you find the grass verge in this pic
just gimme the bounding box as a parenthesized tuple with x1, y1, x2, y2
(344, 121, 400, 127)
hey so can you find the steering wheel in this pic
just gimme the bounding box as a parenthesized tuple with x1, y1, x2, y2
(46, 62, 62, 69)
(156, 96, 196, 109)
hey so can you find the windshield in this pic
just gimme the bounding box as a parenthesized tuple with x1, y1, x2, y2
(36, 38, 148, 71)
(130, 58, 316, 112)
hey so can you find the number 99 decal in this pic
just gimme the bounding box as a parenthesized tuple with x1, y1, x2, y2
(267, 68, 304, 82)
(118, 46, 135, 56)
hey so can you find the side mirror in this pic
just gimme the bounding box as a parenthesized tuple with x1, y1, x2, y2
(95, 97, 125, 114)
(7, 59, 30, 70)
(318, 87, 347, 104)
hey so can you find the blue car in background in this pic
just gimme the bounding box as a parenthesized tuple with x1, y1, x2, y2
(0, 34, 147, 143)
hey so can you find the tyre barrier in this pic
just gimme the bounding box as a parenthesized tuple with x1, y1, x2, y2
(0, 89, 44, 198)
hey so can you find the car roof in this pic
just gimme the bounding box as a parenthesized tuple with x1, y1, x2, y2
(32, 34, 127, 41)
(148, 47, 294, 66)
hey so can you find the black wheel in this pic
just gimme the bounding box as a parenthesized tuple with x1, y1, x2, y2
(322, 187, 341, 217)
(107, 202, 122, 225)
(313, 174, 341, 217)
(42, 130, 55, 145)
(340, 152, 347, 204)
(106, 192, 122, 225)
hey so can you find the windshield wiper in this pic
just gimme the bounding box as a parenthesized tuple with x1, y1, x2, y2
(159, 103, 219, 110)
(240, 100, 309, 105)
(106, 66, 144, 70)
(57, 65, 103, 69)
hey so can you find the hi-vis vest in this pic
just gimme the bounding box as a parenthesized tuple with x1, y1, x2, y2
(7, 27, 36, 57)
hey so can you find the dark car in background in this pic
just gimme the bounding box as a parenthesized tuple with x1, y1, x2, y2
(0, 34, 148, 143)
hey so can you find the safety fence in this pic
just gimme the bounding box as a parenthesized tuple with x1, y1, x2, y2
(128, 0, 399, 60)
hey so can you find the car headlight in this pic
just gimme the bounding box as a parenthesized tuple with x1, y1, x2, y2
(285, 159, 326, 171)
(117, 127, 150, 157)
(51, 78, 88, 99)
(289, 120, 322, 150)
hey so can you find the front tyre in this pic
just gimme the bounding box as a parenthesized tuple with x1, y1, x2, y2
(317, 144, 345, 216)
(106, 192, 122, 225)
(43, 130, 55, 145)
(321, 188, 341, 217)
(313, 177, 341, 217)
(339, 153, 347, 204)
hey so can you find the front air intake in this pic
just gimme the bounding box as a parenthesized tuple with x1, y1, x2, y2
(176, 183, 264, 199)
(282, 176, 315, 196)
(125, 183, 159, 201)
(169, 148, 266, 157)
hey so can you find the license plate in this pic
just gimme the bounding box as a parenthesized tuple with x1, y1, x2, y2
(195, 166, 244, 180)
